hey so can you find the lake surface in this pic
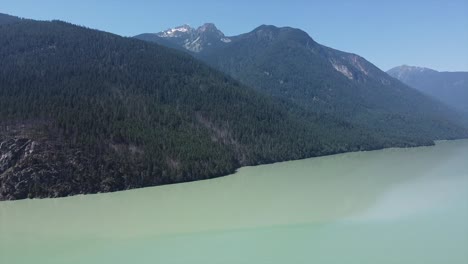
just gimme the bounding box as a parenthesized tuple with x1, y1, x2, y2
(1, 140, 467, 264)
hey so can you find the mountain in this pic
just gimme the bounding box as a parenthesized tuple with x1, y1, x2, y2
(0, 17, 405, 200)
(135, 23, 230, 53)
(136, 24, 468, 141)
(1, 16, 467, 200)
(0, 13, 21, 25)
(387, 65, 468, 114)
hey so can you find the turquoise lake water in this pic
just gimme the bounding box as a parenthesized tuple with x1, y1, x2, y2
(1, 140, 467, 263)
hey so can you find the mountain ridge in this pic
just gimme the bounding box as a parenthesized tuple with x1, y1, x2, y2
(136, 23, 468, 139)
(0, 13, 22, 25)
(388, 65, 468, 114)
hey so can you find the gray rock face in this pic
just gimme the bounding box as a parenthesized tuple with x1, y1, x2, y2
(0, 137, 40, 200)
(0, 136, 64, 200)
(0, 124, 100, 201)
(0, 124, 169, 201)
(0, 138, 31, 174)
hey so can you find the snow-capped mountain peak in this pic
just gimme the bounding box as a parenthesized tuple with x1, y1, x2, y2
(158, 24, 194, 38)
(154, 23, 230, 53)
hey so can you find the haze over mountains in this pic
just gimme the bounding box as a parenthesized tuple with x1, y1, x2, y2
(0, 13, 467, 200)
(388, 65, 468, 114)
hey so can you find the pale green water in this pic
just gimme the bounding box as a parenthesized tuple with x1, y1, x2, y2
(1, 140, 467, 264)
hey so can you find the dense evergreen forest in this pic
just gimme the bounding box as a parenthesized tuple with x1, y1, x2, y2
(0, 18, 385, 200)
(0, 15, 466, 200)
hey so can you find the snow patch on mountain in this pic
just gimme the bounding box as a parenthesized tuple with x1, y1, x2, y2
(155, 23, 231, 53)
(184, 36, 203, 52)
(158, 25, 193, 38)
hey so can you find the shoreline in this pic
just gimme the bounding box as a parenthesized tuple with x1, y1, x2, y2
(1, 138, 466, 202)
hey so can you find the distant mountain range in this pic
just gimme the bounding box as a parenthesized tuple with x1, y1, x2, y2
(0, 13, 467, 200)
(135, 24, 467, 138)
(387, 65, 468, 114)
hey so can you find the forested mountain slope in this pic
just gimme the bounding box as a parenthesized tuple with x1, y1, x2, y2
(137, 24, 468, 140)
(0, 18, 402, 200)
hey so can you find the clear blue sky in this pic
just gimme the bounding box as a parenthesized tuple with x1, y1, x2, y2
(2, 0, 468, 71)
